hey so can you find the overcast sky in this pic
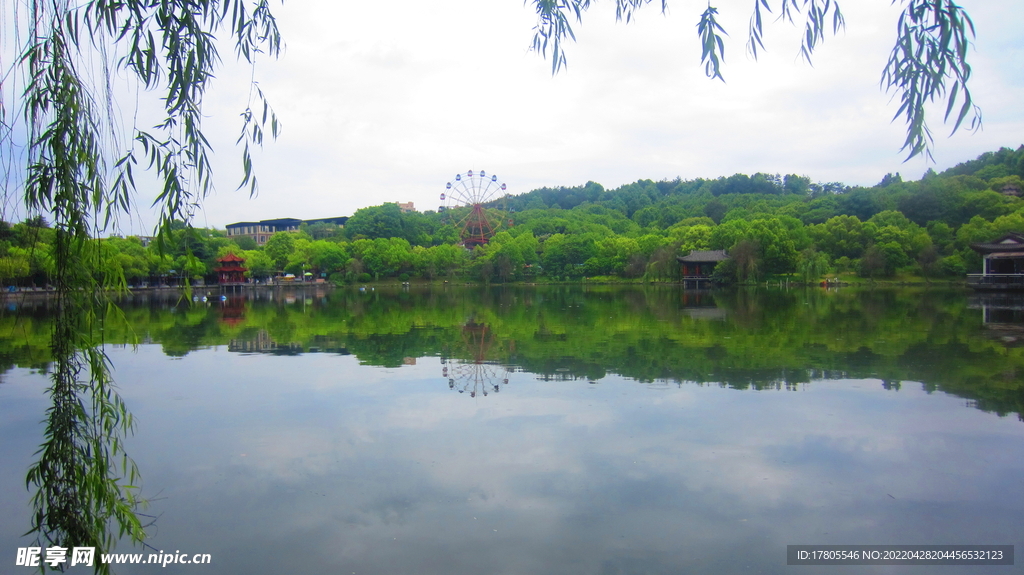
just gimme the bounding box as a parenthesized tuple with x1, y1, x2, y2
(58, 2, 1024, 233)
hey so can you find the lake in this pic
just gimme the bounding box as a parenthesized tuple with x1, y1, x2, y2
(1, 286, 1022, 574)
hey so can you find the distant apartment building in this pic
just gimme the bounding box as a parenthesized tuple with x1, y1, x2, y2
(226, 216, 348, 245)
(397, 202, 416, 213)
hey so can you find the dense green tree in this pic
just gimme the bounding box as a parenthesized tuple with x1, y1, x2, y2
(302, 222, 342, 240)
(242, 250, 274, 281)
(433, 224, 462, 246)
(646, 241, 682, 280)
(917, 245, 940, 277)
(941, 147, 1024, 179)
(810, 215, 870, 261)
(783, 174, 811, 195)
(104, 237, 149, 283)
(350, 237, 414, 279)
(400, 211, 439, 246)
(797, 248, 830, 282)
(731, 239, 760, 282)
(231, 235, 258, 251)
(954, 190, 1014, 225)
(474, 231, 540, 282)
(867, 210, 914, 231)
(425, 244, 469, 279)
(284, 237, 314, 275)
(927, 221, 956, 256)
(860, 245, 887, 278)
(898, 189, 945, 226)
(703, 198, 727, 223)
(0, 255, 31, 283)
(839, 188, 886, 222)
(345, 203, 406, 240)
(588, 236, 640, 276)
(309, 240, 349, 275)
(668, 221, 713, 253)
(264, 232, 296, 271)
(542, 233, 597, 278)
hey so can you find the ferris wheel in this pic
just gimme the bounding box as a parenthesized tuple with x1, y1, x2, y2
(439, 169, 511, 248)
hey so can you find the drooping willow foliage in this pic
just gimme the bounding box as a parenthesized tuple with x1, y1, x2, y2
(1, 0, 281, 569)
(527, 0, 980, 161)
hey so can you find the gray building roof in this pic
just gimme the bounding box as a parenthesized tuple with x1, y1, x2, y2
(971, 233, 1024, 255)
(677, 250, 730, 263)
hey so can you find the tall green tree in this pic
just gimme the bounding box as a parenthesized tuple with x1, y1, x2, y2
(731, 239, 760, 282)
(345, 203, 407, 240)
(797, 248, 830, 283)
(242, 250, 275, 280)
(264, 232, 296, 271)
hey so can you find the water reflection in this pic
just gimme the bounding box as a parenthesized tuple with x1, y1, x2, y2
(1, 286, 1022, 419)
(7, 287, 148, 575)
(678, 289, 724, 318)
(2, 286, 1024, 575)
(970, 293, 1024, 346)
(440, 318, 513, 397)
(228, 330, 307, 355)
(442, 360, 510, 397)
(218, 296, 246, 327)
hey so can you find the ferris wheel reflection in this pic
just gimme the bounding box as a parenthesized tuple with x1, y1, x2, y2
(442, 360, 511, 397)
(440, 318, 514, 398)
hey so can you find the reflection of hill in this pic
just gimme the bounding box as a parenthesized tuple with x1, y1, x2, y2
(1, 287, 1022, 420)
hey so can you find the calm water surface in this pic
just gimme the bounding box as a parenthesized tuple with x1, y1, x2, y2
(1, 287, 1022, 574)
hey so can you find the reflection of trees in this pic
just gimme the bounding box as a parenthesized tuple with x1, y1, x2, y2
(3, 287, 1023, 419)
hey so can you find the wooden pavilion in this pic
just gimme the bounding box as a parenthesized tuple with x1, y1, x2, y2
(677, 249, 729, 288)
(214, 253, 247, 285)
(969, 233, 1024, 290)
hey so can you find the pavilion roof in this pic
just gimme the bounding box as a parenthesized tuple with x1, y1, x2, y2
(971, 233, 1024, 255)
(217, 253, 245, 263)
(677, 249, 730, 263)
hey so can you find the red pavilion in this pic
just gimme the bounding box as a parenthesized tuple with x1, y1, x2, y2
(214, 253, 247, 284)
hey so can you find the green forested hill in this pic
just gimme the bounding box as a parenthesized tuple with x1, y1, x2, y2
(2, 146, 1023, 285)
(506, 145, 1024, 229)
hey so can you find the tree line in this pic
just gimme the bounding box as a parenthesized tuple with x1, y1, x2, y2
(3, 146, 1023, 286)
